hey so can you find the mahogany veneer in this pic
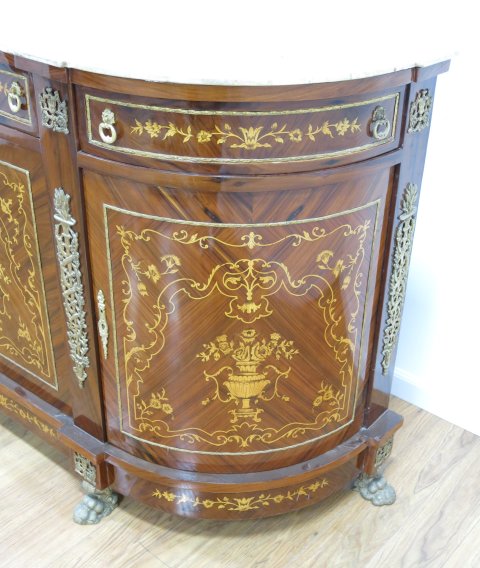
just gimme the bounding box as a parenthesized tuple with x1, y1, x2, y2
(0, 50, 448, 521)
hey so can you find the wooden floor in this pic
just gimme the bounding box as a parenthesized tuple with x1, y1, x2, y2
(0, 397, 478, 568)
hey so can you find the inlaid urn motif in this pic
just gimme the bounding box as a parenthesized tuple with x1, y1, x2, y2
(197, 329, 298, 423)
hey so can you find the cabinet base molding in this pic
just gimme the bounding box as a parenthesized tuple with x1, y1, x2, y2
(0, 371, 402, 520)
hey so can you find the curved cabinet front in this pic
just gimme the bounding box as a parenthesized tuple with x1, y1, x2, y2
(84, 157, 394, 475)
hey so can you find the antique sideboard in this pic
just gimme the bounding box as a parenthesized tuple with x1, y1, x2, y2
(0, 48, 449, 523)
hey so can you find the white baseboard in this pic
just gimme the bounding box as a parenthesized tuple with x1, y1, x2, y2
(392, 367, 479, 436)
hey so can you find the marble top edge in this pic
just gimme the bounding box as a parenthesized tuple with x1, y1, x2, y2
(0, 44, 453, 87)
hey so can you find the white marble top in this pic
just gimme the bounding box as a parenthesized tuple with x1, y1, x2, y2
(1, 1, 454, 86)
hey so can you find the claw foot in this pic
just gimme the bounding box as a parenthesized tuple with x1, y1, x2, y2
(353, 473, 396, 506)
(73, 481, 119, 525)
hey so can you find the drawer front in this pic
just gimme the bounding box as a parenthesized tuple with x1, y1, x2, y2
(0, 67, 36, 133)
(82, 89, 401, 170)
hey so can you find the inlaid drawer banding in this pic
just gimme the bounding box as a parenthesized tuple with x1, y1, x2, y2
(85, 92, 400, 164)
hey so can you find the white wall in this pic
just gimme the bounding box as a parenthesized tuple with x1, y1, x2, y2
(393, 35, 480, 435)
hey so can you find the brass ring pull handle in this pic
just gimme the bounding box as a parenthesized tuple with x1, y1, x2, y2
(7, 81, 22, 113)
(370, 106, 391, 140)
(99, 108, 117, 144)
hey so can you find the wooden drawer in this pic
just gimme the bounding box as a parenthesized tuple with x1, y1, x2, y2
(78, 87, 403, 173)
(0, 66, 37, 134)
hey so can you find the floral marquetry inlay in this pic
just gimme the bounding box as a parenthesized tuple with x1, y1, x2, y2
(137, 388, 174, 424)
(152, 478, 329, 512)
(0, 394, 57, 438)
(0, 161, 57, 388)
(86, 92, 399, 164)
(131, 120, 193, 142)
(131, 118, 361, 151)
(197, 329, 298, 424)
(105, 199, 380, 454)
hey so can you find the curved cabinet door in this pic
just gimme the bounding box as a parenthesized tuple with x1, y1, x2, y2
(0, 139, 72, 412)
(83, 160, 396, 474)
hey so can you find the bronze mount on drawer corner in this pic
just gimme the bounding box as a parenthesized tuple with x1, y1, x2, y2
(39, 87, 69, 134)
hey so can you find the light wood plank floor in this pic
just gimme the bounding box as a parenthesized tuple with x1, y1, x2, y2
(0, 397, 478, 568)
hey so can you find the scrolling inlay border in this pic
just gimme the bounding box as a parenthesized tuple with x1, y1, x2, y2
(152, 478, 329, 512)
(86, 93, 399, 164)
(104, 200, 381, 455)
(0, 394, 57, 438)
(0, 160, 58, 389)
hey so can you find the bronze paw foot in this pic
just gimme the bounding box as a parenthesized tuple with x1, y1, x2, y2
(73, 481, 119, 525)
(353, 473, 396, 506)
